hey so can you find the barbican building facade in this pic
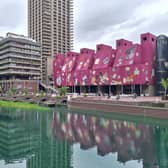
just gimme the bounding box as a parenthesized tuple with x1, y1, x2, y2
(53, 33, 168, 96)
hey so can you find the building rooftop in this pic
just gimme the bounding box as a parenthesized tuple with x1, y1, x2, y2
(6, 32, 37, 42)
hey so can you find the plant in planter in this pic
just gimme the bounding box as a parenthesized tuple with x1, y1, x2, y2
(161, 78, 168, 100)
(23, 89, 28, 96)
(39, 90, 45, 97)
(83, 87, 87, 97)
(11, 87, 17, 95)
(83, 92, 87, 97)
(58, 87, 67, 97)
(7, 87, 16, 96)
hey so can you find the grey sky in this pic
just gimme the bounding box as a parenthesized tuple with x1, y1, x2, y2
(0, 0, 27, 37)
(0, 0, 168, 51)
(74, 0, 168, 50)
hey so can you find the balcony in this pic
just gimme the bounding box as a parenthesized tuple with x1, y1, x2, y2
(0, 54, 41, 61)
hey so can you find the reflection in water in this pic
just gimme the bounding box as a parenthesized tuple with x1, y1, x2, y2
(0, 107, 72, 168)
(0, 107, 168, 168)
(52, 111, 168, 168)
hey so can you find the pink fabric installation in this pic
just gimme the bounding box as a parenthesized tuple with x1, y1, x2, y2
(74, 48, 95, 86)
(140, 33, 156, 84)
(113, 44, 142, 67)
(141, 33, 156, 64)
(53, 32, 156, 87)
(54, 52, 79, 86)
(91, 44, 116, 85)
(53, 54, 65, 86)
(110, 64, 153, 85)
(63, 52, 79, 86)
(52, 112, 152, 157)
(110, 33, 156, 85)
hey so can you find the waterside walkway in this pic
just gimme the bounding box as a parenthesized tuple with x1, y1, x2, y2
(68, 96, 168, 119)
(0, 95, 67, 107)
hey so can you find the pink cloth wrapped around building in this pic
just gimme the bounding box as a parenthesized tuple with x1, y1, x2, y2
(109, 64, 154, 85)
(53, 54, 65, 86)
(53, 32, 156, 87)
(116, 39, 133, 49)
(91, 44, 116, 85)
(61, 52, 79, 86)
(76, 48, 95, 71)
(53, 52, 79, 87)
(75, 48, 95, 86)
(141, 33, 156, 64)
(76, 70, 91, 86)
(52, 112, 153, 158)
(110, 33, 155, 85)
(114, 44, 142, 67)
(62, 52, 79, 73)
(109, 67, 122, 85)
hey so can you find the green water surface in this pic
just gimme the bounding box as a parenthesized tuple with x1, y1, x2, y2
(0, 106, 167, 168)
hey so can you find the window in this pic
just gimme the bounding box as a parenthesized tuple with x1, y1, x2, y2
(143, 37, 147, 41)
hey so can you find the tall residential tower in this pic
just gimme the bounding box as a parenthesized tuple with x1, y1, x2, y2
(28, 0, 73, 83)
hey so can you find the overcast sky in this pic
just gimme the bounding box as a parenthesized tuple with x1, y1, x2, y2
(0, 0, 168, 51)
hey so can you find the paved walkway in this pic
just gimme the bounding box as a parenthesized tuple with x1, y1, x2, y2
(106, 96, 162, 102)
(69, 95, 168, 119)
(74, 95, 167, 103)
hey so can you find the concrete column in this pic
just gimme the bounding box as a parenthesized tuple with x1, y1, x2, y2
(149, 85, 155, 96)
(109, 85, 111, 96)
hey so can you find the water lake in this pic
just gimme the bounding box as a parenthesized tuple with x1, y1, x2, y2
(0, 107, 167, 168)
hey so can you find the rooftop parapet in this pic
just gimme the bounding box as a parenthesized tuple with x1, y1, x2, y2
(6, 32, 37, 43)
(80, 48, 95, 54)
(116, 39, 133, 49)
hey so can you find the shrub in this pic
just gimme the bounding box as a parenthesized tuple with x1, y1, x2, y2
(58, 87, 67, 97)
(161, 78, 168, 96)
(39, 90, 45, 97)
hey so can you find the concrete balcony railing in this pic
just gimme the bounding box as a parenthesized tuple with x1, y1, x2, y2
(0, 54, 41, 61)
(0, 70, 40, 76)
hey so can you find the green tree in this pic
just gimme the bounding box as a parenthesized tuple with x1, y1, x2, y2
(58, 87, 67, 97)
(39, 90, 45, 97)
(23, 89, 28, 95)
(6, 87, 16, 96)
(161, 78, 168, 96)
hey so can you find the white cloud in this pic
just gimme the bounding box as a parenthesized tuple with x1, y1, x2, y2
(0, 0, 27, 37)
(1, 0, 168, 52)
(74, 0, 168, 51)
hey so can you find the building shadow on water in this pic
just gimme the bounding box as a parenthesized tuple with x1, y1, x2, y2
(0, 107, 73, 168)
(52, 110, 168, 168)
(0, 106, 168, 168)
